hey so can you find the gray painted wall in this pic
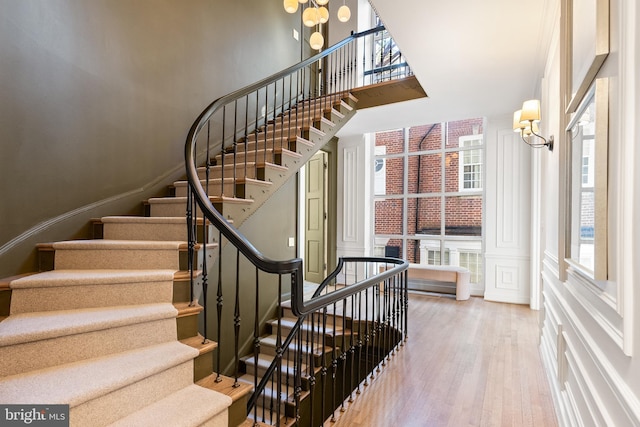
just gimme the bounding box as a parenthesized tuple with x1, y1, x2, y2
(0, 1, 303, 277)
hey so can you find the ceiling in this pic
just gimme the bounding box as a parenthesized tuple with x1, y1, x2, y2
(338, 0, 558, 136)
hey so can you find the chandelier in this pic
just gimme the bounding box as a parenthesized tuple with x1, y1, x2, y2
(283, 0, 351, 50)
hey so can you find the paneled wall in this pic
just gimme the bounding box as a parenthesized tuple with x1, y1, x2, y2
(538, 0, 640, 425)
(0, 1, 301, 277)
(484, 123, 532, 304)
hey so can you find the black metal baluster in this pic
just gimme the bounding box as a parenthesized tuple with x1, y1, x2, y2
(233, 248, 241, 386)
(330, 300, 338, 422)
(215, 228, 223, 382)
(253, 267, 260, 423)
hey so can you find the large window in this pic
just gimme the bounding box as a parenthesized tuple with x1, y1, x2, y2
(373, 120, 484, 285)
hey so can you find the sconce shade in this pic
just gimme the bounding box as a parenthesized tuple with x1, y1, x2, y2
(520, 99, 541, 123)
(283, 0, 299, 13)
(310, 31, 324, 50)
(513, 99, 553, 151)
(303, 7, 319, 27)
(337, 5, 351, 22)
(513, 110, 523, 131)
(318, 6, 329, 23)
(316, 0, 329, 4)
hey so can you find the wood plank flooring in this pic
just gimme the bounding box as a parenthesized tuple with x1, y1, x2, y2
(330, 293, 557, 427)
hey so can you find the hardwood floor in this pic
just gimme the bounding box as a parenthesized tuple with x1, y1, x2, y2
(330, 292, 557, 427)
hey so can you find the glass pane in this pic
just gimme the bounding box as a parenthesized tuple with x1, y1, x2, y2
(459, 250, 483, 284)
(379, 157, 404, 195)
(445, 118, 484, 148)
(408, 197, 440, 235)
(383, 239, 403, 259)
(409, 124, 441, 152)
(408, 154, 441, 194)
(375, 129, 404, 155)
(570, 95, 596, 270)
(444, 151, 460, 192)
(445, 196, 482, 236)
(408, 239, 448, 266)
(374, 198, 403, 235)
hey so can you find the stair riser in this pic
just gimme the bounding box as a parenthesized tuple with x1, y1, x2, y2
(268, 326, 354, 349)
(177, 313, 199, 340)
(103, 223, 189, 242)
(245, 128, 301, 143)
(10, 281, 173, 314)
(197, 166, 259, 181)
(281, 307, 353, 328)
(193, 352, 214, 382)
(71, 361, 194, 427)
(0, 289, 10, 318)
(174, 181, 235, 198)
(0, 318, 177, 377)
(214, 150, 277, 167)
(54, 249, 183, 271)
(241, 363, 308, 392)
(231, 137, 296, 154)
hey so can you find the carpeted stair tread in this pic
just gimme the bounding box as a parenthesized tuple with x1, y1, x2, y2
(268, 316, 344, 336)
(102, 216, 187, 224)
(9, 269, 176, 289)
(0, 341, 198, 406)
(52, 240, 188, 250)
(0, 303, 177, 347)
(241, 353, 308, 377)
(108, 384, 231, 427)
(259, 335, 332, 358)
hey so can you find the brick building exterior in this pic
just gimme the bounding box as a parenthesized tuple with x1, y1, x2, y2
(374, 118, 484, 283)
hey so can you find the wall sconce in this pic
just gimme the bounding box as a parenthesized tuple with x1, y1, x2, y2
(513, 99, 554, 151)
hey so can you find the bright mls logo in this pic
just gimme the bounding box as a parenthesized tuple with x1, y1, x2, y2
(1, 405, 69, 426)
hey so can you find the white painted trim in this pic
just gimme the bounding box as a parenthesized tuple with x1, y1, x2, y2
(619, 0, 637, 357)
(544, 271, 640, 425)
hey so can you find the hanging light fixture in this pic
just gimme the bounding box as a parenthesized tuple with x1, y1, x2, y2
(310, 31, 324, 50)
(318, 6, 329, 24)
(302, 7, 320, 27)
(283, 0, 352, 50)
(337, 2, 351, 22)
(283, 0, 299, 13)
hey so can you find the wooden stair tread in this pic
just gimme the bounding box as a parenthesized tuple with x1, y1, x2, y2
(173, 270, 202, 281)
(179, 334, 217, 355)
(174, 301, 203, 317)
(239, 419, 271, 427)
(0, 273, 36, 289)
(197, 373, 253, 402)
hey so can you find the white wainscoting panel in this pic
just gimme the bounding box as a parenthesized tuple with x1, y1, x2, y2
(484, 121, 532, 304)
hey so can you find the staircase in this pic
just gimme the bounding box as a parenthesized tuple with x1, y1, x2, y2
(0, 88, 358, 427)
(0, 25, 415, 427)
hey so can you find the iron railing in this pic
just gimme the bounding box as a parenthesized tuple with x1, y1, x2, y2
(184, 25, 410, 426)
